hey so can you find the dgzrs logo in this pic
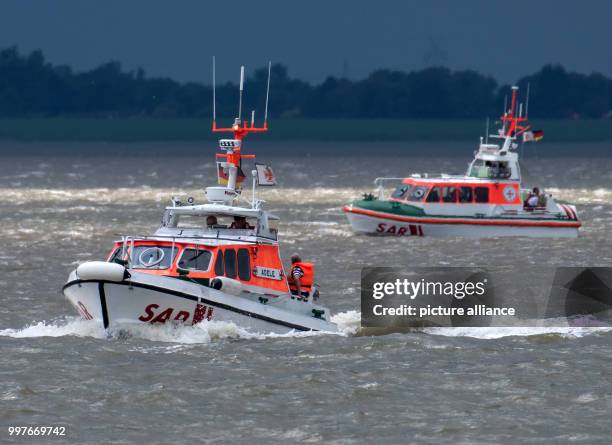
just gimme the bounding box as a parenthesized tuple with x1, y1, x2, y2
(503, 185, 517, 202)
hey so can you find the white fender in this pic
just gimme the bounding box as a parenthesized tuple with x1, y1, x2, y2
(210, 276, 249, 296)
(76, 261, 128, 282)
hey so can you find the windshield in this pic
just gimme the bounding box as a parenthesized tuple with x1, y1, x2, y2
(391, 184, 412, 199)
(178, 248, 212, 272)
(130, 245, 178, 270)
(407, 186, 429, 202)
(469, 160, 511, 179)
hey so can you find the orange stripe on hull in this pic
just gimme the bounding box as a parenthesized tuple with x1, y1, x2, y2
(342, 205, 582, 228)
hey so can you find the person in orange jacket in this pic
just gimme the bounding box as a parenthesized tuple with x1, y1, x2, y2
(288, 254, 315, 299)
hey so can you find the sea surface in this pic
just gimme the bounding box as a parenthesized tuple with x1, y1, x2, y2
(0, 141, 611, 444)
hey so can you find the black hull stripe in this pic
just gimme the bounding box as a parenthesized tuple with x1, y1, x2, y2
(98, 283, 110, 329)
(64, 279, 313, 331)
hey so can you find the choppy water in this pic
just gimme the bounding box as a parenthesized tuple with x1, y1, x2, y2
(1, 142, 611, 444)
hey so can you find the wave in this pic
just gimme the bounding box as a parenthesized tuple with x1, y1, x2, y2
(0, 317, 281, 343)
(423, 325, 612, 339)
(0, 317, 108, 339)
(0, 186, 363, 205)
(0, 311, 360, 344)
(1, 186, 608, 206)
(1, 311, 609, 343)
(342, 311, 612, 339)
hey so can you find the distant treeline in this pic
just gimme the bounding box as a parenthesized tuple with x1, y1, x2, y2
(1, 46, 611, 120)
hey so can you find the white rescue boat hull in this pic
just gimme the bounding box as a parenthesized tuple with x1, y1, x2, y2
(344, 207, 580, 239)
(63, 268, 337, 334)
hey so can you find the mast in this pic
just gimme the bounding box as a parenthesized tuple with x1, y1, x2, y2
(500, 86, 530, 140)
(211, 62, 272, 196)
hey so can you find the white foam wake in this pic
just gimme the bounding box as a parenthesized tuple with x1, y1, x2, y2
(3, 311, 606, 343)
(0, 317, 260, 343)
(331, 311, 612, 339)
(331, 310, 362, 335)
(0, 317, 107, 339)
(423, 325, 612, 339)
(0, 312, 361, 344)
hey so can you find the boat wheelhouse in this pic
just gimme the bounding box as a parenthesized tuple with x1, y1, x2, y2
(343, 86, 581, 238)
(107, 204, 288, 296)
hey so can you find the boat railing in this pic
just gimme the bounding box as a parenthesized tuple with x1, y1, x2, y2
(374, 177, 405, 199)
(116, 230, 276, 247)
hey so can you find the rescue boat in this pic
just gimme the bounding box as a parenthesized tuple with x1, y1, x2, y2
(343, 86, 581, 238)
(63, 63, 337, 334)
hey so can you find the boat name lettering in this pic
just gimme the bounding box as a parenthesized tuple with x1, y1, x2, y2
(137, 303, 213, 325)
(376, 223, 423, 236)
(254, 266, 282, 280)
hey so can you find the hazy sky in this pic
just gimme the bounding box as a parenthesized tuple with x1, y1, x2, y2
(1, 0, 610, 85)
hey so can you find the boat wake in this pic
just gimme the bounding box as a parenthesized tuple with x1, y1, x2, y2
(423, 325, 612, 339)
(0, 317, 108, 339)
(1, 311, 609, 343)
(0, 311, 361, 344)
(330, 311, 612, 339)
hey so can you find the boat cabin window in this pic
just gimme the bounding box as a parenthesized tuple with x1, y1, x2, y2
(459, 187, 473, 203)
(442, 186, 458, 203)
(229, 216, 255, 230)
(237, 248, 251, 281)
(131, 245, 178, 270)
(475, 187, 489, 203)
(391, 184, 411, 199)
(178, 248, 212, 272)
(489, 161, 511, 179)
(469, 160, 512, 179)
(214, 250, 224, 275)
(407, 186, 428, 202)
(426, 187, 441, 202)
(109, 246, 124, 263)
(174, 214, 255, 231)
(224, 249, 237, 279)
(469, 160, 488, 178)
(267, 219, 279, 240)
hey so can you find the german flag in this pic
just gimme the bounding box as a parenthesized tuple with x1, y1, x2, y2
(523, 129, 544, 142)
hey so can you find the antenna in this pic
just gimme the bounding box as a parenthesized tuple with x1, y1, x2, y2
(212, 56, 216, 124)
(525, 82, 531, 119)
(519, 103, 523, 118)
(264, 61, 271, 125)
(238, 65, 245, 121)
(485, 117, 489, 144)
(502, 94, 508, 133)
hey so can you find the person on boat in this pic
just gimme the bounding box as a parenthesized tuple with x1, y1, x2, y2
(206, 215, 218, 227)
(498, 161, 511, 179)
(536, 189, 547, 207)
(486, 161, 500, 178)
(230, 216, 253, 230)
(288, 254, 315, 300)
(524, 187, 540, 208)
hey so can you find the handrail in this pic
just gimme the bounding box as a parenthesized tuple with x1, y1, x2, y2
(112, 232, 278, 245)
(373, 177, 405, 200)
